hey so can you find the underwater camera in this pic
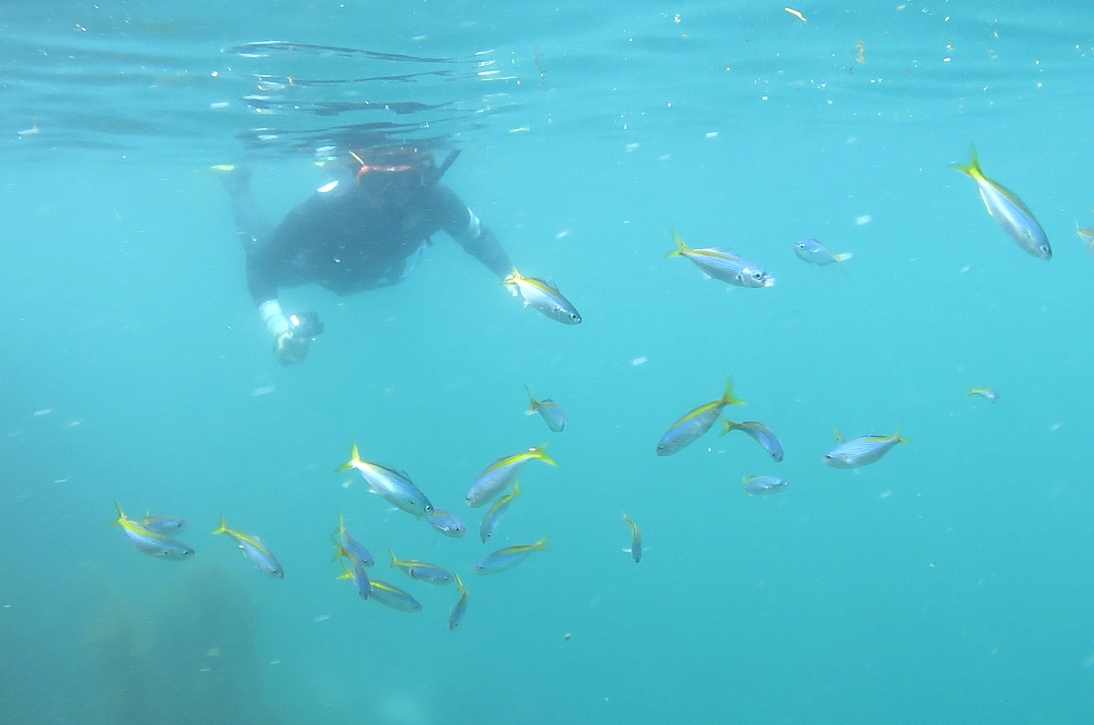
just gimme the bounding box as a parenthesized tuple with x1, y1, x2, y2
(288, 311, 324, 339)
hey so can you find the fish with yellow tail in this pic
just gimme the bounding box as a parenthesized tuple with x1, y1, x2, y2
(794, 238, 852, 268)
(657, 379, 746, 456)
(952, 145, 1051, 260)
(473, 538, 549, 574)
(465, 444, 556, 508)
(335, 555, 372, 600)
(112, 503, 195, 561)
(525, 385, 567, 433)
(212, 516, 283, 578)
(823, 424, 910, 469)
(504, 268, 582, 324)
(668, 229, 775, 288)
(448, 575, 470, 630)
(331, 511, 374, 567)
(622, 510, 642, 563)
(335, 443, 433, 518)
(967, 386, 999, 403)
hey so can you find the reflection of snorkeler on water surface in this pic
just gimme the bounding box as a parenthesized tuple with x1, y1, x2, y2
(215, 146, 514, 364)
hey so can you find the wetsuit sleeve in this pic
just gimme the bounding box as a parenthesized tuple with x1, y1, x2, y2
(245, 200, 314, 305)
(433, 185, 512, 279)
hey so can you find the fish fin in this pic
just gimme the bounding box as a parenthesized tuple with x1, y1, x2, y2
(212, 515, 229, 536)
(330, 537, 348, 563)
(666, 228, 689, 258)
(524, 385, 539, 414)
(893, 420, 911, 445)
(334, 443, 361, 473)
(833, 429, 844, 443)
(531, 444, 558, 467)
(951, 144, 983, 179)
(721, 379, 746, 407)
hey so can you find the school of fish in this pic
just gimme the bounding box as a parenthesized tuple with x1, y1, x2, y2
(113, 144, 1042, 628)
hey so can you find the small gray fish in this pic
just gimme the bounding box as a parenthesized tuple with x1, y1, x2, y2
(212, 516, 283, 578)
(720, 419, 784, 462)
(622, 510, 642, 563)
(504, 269, 582, 324)
(657, 380, 745, 456)
(332, 512, 374, 567)
(138, 515, 189, 537)
(426, 508, 467, 538)
(113, 504, 195, 561)
(448, 575, 469, 631)
(742, 475, 788, 495)
(967, 386, 999, 403)
(465, 445, 556, 508)
(668, 230, 775, 288)
(480, 483, 522, 544)
(473, 538, 548, 574)
(793, 238, 852, 267)
(368, 578, 422, 613)
(336, 555, 371, 600)
(823, 426, 910, 469)
(389, 551, 455, 585)
(525, 386, 567, 433)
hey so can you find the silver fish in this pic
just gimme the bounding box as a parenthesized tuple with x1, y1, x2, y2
(504, 269, 582, 324)
(335, 443, 433, 519)
(668, 230, 775, 288)
(952, 145, 1051, 260)
(742, 475, 788, 495)
(793, 238, 852, 267)
(823, 426, 910, 469)
(720, 419, 784, 462)
(525, 386, 567, 433)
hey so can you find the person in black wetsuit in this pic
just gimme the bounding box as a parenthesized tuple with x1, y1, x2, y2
(220, 146, 512, 364)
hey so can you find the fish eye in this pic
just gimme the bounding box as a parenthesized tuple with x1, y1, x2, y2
(752, 272, 764, 280)
(795, 242, 805, 249)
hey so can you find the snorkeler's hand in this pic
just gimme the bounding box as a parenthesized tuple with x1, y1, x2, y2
(275, 331, 311, 365)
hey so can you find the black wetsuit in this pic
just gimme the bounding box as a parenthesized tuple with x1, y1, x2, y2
(241, 179, 511, 305)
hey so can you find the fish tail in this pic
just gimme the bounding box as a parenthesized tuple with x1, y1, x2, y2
(951, 144, 983, 179)
(334, 443, 361, 473)
(524, 385, 539, 415)
(454, 573, 466, 592)
(330, 537, 348, 563)
(112, 501, 127, 526)
(718, 418, 737, 437)
(834, 252, 853, 263)
(212, 515, 230, 536)
(512, 481, 523, 497)
(721, 379, 746, 407)
(833, 429, 844, 443)
(534, 537, 549, 552)
(389, 550, 401, 568)
(666, 228, 689, 258)
(893, 420, 911, 445)
(531, 444, 558, 467)
(335, 562, 353, 581)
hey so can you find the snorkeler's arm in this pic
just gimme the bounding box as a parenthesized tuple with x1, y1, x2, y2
(434, 185, 512, 279)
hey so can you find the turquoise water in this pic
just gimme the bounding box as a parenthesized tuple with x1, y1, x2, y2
(4, 1, 1094, 723)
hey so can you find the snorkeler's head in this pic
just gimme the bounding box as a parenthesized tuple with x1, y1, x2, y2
(349, 146, 437, 206)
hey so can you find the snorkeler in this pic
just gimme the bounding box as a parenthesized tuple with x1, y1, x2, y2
(216, 146, 513, 364)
